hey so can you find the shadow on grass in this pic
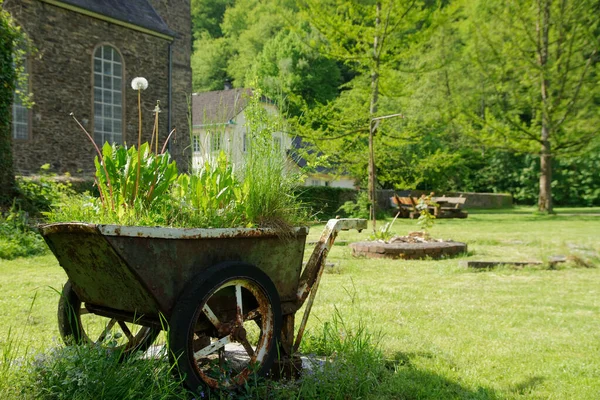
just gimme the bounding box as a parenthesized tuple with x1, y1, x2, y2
(382, 351, 500, 399)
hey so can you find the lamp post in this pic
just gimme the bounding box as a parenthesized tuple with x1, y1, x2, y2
(368, 113, 404, 232)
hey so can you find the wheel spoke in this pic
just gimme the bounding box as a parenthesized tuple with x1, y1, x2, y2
(235, 284, 243, 324)
(202, 304, 221, 329)
(97, 318, 117, 342)
(194, 335, 231, 360)
(240, 337, 255, 358)
(117, 321, 134, 342)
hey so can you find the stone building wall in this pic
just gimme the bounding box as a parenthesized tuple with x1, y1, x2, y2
(4, 0, 191, 175)
(147, 0, 192, 172)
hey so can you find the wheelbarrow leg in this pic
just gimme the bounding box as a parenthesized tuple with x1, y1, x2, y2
(270, 314, 303, 379)
(293, 218, 367, 353)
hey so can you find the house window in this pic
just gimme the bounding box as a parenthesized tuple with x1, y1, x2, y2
(93, 45, 123, 145)
(192, 135, 201, 152)
(12, 60, 29, 140)
(210, 131, 221, 152)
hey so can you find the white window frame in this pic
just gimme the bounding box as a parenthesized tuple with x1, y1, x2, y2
(93, 45, 123, 145)
(210, 131, 221, 152)
(192, 135, 201, 152)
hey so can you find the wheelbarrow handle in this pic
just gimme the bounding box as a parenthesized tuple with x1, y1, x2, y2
(292, 218, 367, 353)
(296, 218, 367, 303)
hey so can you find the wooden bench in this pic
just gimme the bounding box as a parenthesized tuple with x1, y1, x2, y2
(390, 194, 469, 219)
(390, 195, 421, 219)
(431, 196, 468, 219)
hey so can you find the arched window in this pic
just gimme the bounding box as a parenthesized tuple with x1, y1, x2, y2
(93, 45, 123, 145)
(12, 58, 29, 140)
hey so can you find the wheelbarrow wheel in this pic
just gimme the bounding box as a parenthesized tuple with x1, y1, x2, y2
(58, 280, 159, 356)
(169, 262, 282, 392)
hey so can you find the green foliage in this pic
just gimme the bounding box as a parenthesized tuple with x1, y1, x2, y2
(191, 0, 234, 39)
(241, 89, 307, 228)
(14, 170, 76, 217)
(295, 186, 357, 220)
(415, 194, 437, 231)
(191, 35, 231, 92)
(337, 190, 387, 220)
(16, 345, 190, 399)
(1, 171, 76, 259)
(50, 89, 305, 229)
(0, 2, 19, 205)
(190, 0, 293, 89)
(173, 151, 245, 227)
(294, 309, 386, 399)
(253, 29, 341, 115)
(337, 190, 370, 219)
(0, 206, 47, 259)
(94, 142, 178, 216)
(1, 0, 34, 206)
(454, 0, 600, 210)
(370, 221, 394, 241)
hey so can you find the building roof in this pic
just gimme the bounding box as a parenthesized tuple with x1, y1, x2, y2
(192, 88, 253, 126)
(52, 0, 175, 37)
(288, 136, 332, 173)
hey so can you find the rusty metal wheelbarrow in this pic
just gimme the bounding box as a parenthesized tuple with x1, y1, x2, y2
(40, 218, 366, 391)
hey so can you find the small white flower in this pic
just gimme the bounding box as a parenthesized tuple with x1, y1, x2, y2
(131, 77, 148, 90)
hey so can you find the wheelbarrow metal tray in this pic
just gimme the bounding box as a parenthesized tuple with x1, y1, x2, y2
(40, 223, 308, 319)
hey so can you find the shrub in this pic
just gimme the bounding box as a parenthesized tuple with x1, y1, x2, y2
(295, 186, 357, 220)
(16, 345, 190, 399)
(0, 205, 47, 259)
(337, 191, 386, 220)
(12, 165, 76, 217)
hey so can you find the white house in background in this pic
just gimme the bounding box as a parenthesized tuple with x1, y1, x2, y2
(191, 88, 290, 170)
(191, 87, 356, 188)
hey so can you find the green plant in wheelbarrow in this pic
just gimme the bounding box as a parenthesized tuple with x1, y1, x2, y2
(171, 151, 246, 228)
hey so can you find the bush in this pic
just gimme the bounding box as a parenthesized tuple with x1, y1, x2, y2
(336, 190, 387, 220)
(11, 165, 77, 217)
(294, 186, 357, 220)
(0, 206, 47, 259)
(15, 345, 190, 400)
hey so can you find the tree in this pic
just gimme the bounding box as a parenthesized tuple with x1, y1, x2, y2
(462, 0, 600, 212)
(297, 0, 432, 227)
(191, 0, 234, 40)
(252, 29, 341, 115)
(191, 0, 296, 91)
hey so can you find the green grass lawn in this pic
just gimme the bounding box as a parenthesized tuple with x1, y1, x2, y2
(1, 209, 599, 398)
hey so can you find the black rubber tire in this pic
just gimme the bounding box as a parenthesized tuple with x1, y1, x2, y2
(168, 262, 282, 393)
(57, 280, 159, 356)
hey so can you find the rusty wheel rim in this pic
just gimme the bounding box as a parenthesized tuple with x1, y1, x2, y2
(190, 278, 274, 389)
(76, 305, 155, 352)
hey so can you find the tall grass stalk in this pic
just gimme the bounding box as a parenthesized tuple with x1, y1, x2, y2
(242, 89, 305, 229)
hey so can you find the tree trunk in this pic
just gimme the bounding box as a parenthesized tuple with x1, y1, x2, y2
(538, 137, 552, 212)
(368, 2, 381, 231)
(537, 0, 553, 213)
